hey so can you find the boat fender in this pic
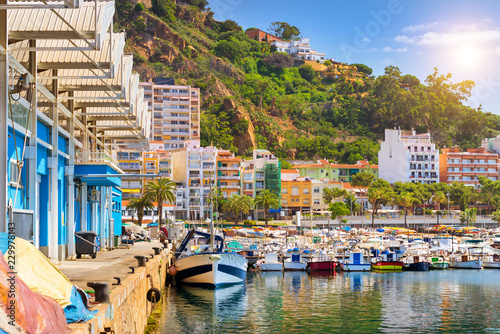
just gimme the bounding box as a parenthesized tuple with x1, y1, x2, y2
(168, 265, 177, 276)
(209, 255, 221, 261)
(146, 287, 161, 303)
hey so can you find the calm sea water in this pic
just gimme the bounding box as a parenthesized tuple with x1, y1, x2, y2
(158, 270, 500, 334)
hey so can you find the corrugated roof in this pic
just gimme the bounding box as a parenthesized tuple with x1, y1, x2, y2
(8, 1, 114, 49)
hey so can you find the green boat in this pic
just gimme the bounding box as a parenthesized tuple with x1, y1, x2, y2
(430, 256, 450, 269)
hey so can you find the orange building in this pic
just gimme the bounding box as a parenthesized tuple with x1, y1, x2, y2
(439, 147, 499, 188)
(216, 150, 241, 198)
(245, 29, 282, 43)
(281, 178, 312, 215)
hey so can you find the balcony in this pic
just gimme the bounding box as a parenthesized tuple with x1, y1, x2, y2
(218, 175, 240, 180)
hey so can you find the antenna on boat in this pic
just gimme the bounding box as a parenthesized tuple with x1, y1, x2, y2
(209, 181, 215, 252)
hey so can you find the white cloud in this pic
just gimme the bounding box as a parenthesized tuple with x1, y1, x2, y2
(417, 29, 500, 46)
(396, 48, 408, 53)
(382, 46, 408, 53)
(360, 37, 371, 43)
(382, 46, 393, 52)
(402, 21, 443, 33)
(395, 35, 415, 43)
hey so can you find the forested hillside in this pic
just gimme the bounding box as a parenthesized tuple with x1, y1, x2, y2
(114, 0, 500, 163)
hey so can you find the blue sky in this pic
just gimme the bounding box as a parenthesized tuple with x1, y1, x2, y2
(210, 0, 500, 114)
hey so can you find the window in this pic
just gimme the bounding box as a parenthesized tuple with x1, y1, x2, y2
(282, 188, 288, 194)
(314, 199, 320, 205)
(291, 187, 299, 196)
(9, 160, 19, 185)
(303, 188, 309, 194)
(313, 187, 320, 193)
(303, 199, 310, 205)
(282, 199, 288, 205)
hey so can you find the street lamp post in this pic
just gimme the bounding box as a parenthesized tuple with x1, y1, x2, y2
(447, 192, 450, 218)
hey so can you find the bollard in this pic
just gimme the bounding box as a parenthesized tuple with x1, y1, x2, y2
(87, 282, 110, 303)
(128, 266, 135, 274)
(134, 255, 147, 267)
(162, 242, 169, 249)
(153, 247, 161, 255)
(148, 254, 154, 259)
(112, 277, 121, 286)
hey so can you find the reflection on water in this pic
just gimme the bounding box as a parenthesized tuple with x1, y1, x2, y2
(159, 270, 500, 334)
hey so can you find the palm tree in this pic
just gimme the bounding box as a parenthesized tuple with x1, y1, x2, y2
(433, 191, 447, 211)
(222, 194, 252, 223)
(491, 210, 500, 228)
(126, 196, 154, 226)
(253, 189, 281, 227)
(397, 192, 417, 228)
(144, 178, 176, 226)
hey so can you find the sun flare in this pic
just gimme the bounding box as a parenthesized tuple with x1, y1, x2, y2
(453, 46, 482, 68)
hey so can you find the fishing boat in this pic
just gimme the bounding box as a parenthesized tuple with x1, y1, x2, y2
(430, 256, 450, 269)
(483, 254, 500, 269)
(174, 229, 248, 288)
(307, 250, 338, 271)
(256, 252, 283, 271)
(342, 251, 371, 272)
(371, 250, 404, 271)
(284, 248, 307, 271)
(403, 255, 430, 271)
(449, 254, 483, 269)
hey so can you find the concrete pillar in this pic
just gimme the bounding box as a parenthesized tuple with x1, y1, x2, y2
(66, 92, 75, 258)
(0, 0, 8, 233)
(81, 182, 87, 231)
(48, 70, 59, 260)
(99, 187, 106, 249)
(28, 39, 38, 247)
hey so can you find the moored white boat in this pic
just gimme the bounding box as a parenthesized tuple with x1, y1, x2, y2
(284, 248, 307, 271)
(342, 251, 371, 272)
(256, 253, 283, 271)
(449, 254, 483, 269)
(483, 255, 500, 269)
(174, 229, 248, 288)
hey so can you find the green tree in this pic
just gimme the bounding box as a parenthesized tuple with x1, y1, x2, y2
(343, 193, 360, 215)
(144, 178, 176, 225)
(151, 0, 176, 23)
(460, 208, 477, 227)
(253, 189, 281, 227)
(268, 21, 301, 40)
(134, 3, 145, 11)
(491, 210, 500, 227)
(351, 172, 375, 214)
(223, 194, 252, 223)
(329, 201, 351, 229)
(397, 191, 417, 228)
(126, 196, 154, 226)
(298, 64, 316, 82)
(350, 63, 373, 76)
(367, 179, 393, 228)
(478, 176, 499, 214)
(219, 19, 241, 32)
(323, 187, 348, 205)
(280, 160, 293, 169)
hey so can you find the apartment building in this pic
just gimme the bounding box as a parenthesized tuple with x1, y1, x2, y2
(281, 178, 312, 216)
(482, 135, 500, 154)
(379, 129, 439, 184)
(294, 160, 378, 183)
(440, 147, 499, 188)
(245, 28, 282, 43)
(241, 149, 281, 199)
(217, 150, 241, 199)
(141, 80, 200, 151)
(172, 140, 217, 221)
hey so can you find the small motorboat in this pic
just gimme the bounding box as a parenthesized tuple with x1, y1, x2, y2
(483, 254, 500, 269)
(430, 256, 450, 269)
(449, 254, 483, 269)
(284, 248, 307, 271)
(307, 250, 338, 271)
(342, 251, 371, 272)
(403, 255, 430, 271)
(256, 253, 283, 271)
(371, 250, 404, 271)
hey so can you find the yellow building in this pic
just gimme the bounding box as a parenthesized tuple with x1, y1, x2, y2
(217, 150, 241, 198)
(281, 178, 312, 215)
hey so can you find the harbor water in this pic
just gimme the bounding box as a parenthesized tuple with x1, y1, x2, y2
(159, 270, 500, 333)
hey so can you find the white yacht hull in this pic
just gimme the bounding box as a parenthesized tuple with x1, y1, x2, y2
(175, 253, 248, 288)
(343, 263, 372, 272)
(450, 259, 483, 269)
(284, 261, 307, 271)
(484, 261, 500, 269)
(257, 262, 283, 271)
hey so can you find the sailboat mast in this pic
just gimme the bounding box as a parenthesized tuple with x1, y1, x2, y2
(210, 182, 214, 252)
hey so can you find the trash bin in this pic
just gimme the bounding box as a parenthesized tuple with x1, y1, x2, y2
(75, 231, 98, 259)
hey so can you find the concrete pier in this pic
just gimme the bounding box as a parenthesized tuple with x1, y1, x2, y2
(56, 242, 173, 334)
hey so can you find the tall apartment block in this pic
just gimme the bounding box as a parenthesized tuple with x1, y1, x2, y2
(141, 79, 200, 150)
(379, 129, 439, 184)
(172, 140, 217, 221)
(439, 147, 499, 188)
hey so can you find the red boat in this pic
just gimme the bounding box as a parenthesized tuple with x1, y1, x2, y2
(308, 260, 338, 271)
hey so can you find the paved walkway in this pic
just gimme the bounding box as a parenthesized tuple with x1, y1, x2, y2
(56, 241, 168, 289)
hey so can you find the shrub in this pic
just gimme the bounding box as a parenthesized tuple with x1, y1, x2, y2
(134, 3, 145, 11)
